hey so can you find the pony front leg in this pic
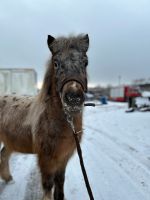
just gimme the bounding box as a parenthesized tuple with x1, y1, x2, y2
(42, 173, 54, 200)
(0, 146, 13, 182)
(54, 169, 66, 200)
(39, 156, 55, 200)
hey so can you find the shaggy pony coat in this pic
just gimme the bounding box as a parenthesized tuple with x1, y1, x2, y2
(0, 34, 89, 200)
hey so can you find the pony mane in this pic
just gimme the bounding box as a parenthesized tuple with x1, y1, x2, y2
(38, 60, 53, 103)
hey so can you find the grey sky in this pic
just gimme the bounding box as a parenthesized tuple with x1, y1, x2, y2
(0, 0, 150, 86)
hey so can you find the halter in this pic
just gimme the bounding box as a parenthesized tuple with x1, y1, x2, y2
(57, 75, 87, 94)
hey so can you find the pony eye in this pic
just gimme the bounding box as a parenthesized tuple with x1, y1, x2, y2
(54, 61, 59, 69)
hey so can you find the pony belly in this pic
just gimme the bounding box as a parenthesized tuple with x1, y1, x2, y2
(9, 142, 33, 154)
(0, 131, 33, 154)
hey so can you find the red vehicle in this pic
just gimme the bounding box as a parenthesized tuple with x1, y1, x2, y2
(110, 86, 141, 102)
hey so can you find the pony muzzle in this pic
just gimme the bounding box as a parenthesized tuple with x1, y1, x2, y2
(60, 80, 85, 114)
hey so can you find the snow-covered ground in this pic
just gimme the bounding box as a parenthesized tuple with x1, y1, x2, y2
(0, 101, 150, 200)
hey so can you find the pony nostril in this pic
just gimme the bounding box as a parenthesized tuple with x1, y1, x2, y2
(64, 91, 84, 106)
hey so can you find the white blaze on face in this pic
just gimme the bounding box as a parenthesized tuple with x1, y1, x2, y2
(71, 81, 78, 91)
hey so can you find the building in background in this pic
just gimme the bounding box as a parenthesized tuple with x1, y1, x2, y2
(0, 68, 37, 95)
(132, 78, 150, 92)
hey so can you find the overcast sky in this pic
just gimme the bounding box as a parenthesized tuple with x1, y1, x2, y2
(0, 0, 150, 87)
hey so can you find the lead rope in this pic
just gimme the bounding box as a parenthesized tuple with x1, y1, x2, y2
(67, 114, 95, 200)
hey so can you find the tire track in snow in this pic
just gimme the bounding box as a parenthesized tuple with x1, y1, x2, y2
(84, 125, 150, 200)
(85, 124, 150, 175)
(82, 140, 147, 200)
(23, 167, 43, 200)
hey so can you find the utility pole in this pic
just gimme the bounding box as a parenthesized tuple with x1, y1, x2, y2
(118, 75, 121, 86)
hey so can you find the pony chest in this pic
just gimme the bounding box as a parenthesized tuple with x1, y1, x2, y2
(54, 134, 76, 160)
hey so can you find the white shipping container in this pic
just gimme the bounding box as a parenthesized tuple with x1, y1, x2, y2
(0, 68, 37, 95)
(110, 86, 124, 98)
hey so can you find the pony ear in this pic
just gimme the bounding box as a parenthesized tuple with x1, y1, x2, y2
(81, 34, 89, 52)
(47, 35, 55, 52)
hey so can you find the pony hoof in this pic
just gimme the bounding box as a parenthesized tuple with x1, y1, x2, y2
(5, 175, 13, 183)
(7, 179, 15, 185)
(42, 197, 52, 200)
(42, 195, 53, 200)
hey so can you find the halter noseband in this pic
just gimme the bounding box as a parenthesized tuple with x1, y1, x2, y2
(59, 77, 87, 93)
